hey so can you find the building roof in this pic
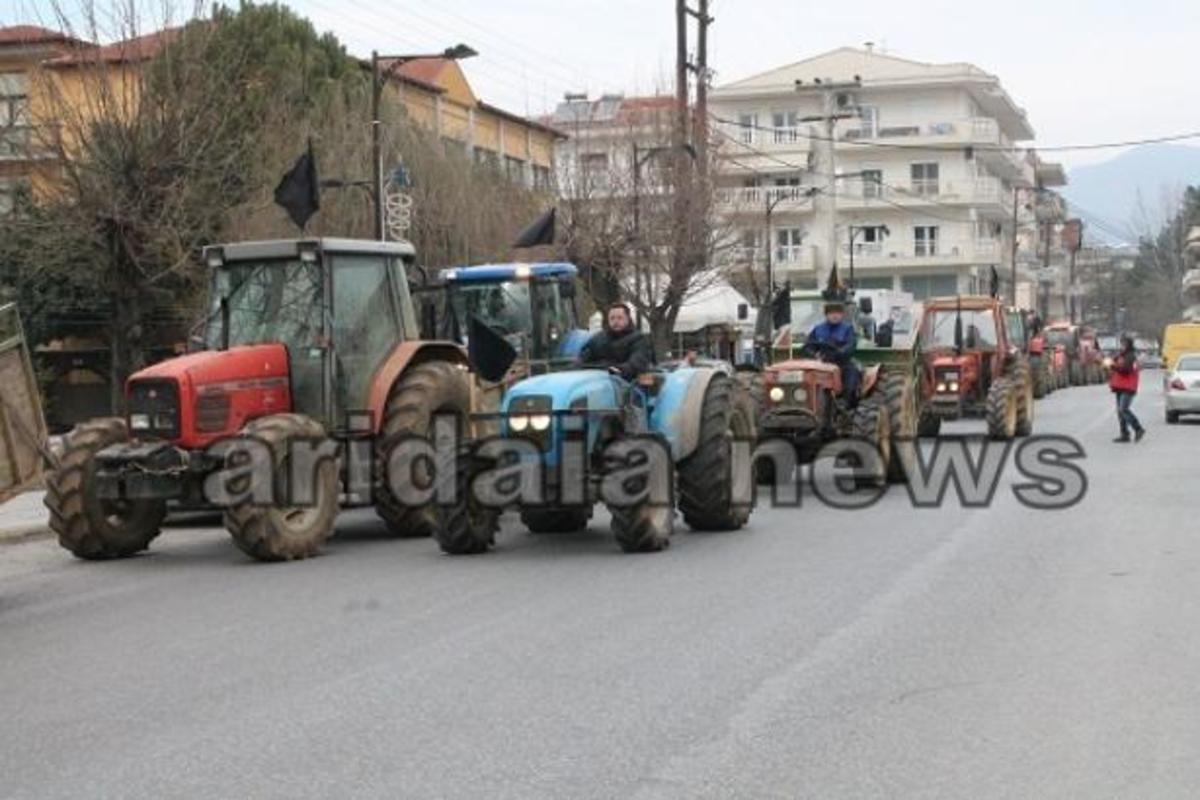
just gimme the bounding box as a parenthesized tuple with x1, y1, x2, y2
(479, 101, 566, 140)
(547, 94, 675, 129)
(48, 27, 180, 66)
(714, 46, 1035, 141)
(0, 24, 81, 46)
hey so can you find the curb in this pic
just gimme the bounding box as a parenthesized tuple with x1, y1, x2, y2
(0, 523, 51, 546)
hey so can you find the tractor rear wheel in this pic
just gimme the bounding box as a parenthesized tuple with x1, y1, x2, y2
(46, 418, 166, 560)
(986, 378, 1019, 440)
(1013, 365, 1035, 437)
(376, 361, 483, 540)
(1030, 356, 1047, 399)
(521, 507, 591, 534)
(848, 395, 892, 487)
(224, 414, 339, 561)
(1069, 361, 1083, 386)
(678, 375, 753, 531)
(879, 371, 917, 483)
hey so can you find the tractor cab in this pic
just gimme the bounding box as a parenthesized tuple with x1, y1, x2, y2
(198, 238, 427, 437)
(439, 263, 588, 371)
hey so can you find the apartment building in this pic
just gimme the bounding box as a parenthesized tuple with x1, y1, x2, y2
(382, 56, 562, 188)
(710, 46, 1067, 302)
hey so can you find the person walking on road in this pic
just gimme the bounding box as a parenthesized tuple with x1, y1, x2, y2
(1109, 334, 1145, 443)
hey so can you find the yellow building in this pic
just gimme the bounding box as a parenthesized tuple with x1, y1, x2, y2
(381, 55, 562, 188)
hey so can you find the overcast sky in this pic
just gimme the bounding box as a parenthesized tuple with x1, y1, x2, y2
(5, 0, 1198, 169)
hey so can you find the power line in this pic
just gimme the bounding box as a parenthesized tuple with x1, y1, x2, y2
(710, 113, 1200, 154)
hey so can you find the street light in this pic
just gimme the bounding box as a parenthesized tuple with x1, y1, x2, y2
(847, 224, 890, 288)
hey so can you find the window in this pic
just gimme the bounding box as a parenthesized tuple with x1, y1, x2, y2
(858, 105, 879, 138)
(901, 274, 958, 300)
(922, 308, 998, 350)
(474, 148, 500, 171)
(581, 153, 609, 189)
(333, 255, 400, 415)
(505, 155, 527, 184)
(738, 229, 763, 259)
(911, 162, 940, 196)
(532, 165, 552, 190)
(0, 177, 29, 217)
(737, 113, 758, 144)
(776, 228, 804, 262)
(771, 110, 799, 143)
(861, 169, 883, 199)
(914, 225, 939, 257)
(0, 71, 30, 161)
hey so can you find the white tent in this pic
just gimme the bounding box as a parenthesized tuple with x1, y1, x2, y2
(672, 279, 756, 334)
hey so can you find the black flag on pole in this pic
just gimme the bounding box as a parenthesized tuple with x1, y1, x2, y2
(468, 315, 518, 383)
(989, 265, 1000, 299)
(513, 207, 556, 248)
(771, 281, 792, 328)
(274, 140, 320, 230)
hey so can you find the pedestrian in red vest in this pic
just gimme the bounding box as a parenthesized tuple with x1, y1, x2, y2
(1109, 334, 1145, 443)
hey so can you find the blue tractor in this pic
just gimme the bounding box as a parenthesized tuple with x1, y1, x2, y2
(438, 263, 590, 373)
(435, 361, 757, 554)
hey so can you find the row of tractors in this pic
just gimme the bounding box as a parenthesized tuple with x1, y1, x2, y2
(44, 238, 753, 563)
(39, 235, 1107, 565)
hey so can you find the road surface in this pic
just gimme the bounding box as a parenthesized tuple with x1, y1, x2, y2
(2, 378, 1197, 799)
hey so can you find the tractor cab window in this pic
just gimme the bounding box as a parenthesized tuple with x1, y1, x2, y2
(1005, 313, 1025, 348)
(1045, 329, 1076, 351)
(332, 255, 400, 415)
(206, 259, 326, 417)
(449, 280, 534, 354)
(531, 279, 577, 359)
(922, 308, 998, 350)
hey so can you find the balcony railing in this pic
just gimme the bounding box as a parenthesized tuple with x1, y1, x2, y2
(716, 185, 811, 208)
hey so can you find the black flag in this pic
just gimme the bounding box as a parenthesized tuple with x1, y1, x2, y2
(771, 282, 792, 328)
(274, 141, 320, 230)
(822, 262, 844, 302)
(468, 314, 518, 383)
(513, 208, 555, 248)
(989, 265, 1000, 299)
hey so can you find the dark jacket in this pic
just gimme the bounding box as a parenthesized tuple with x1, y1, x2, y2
(579, 327, 654, 379)
(807, 319, 857, 363)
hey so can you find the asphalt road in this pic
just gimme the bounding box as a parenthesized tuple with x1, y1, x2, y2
(3, 376, 1199, 799)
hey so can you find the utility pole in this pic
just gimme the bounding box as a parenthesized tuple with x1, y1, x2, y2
(371, 51, 385, 241)
(688, 0, 712, 174)
(795, 78, 861, 290)
(674, 0, 689, 154)
(1009, 186, 1021, 307)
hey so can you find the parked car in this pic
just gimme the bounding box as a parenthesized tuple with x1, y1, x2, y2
(1135, 337, 1164, 369)
(1165, 352, 1200, 424)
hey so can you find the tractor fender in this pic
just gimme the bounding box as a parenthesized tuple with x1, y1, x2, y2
(861, 363, 883, 397)
(650, 367, 721, 462)
(366, 341, 470, 432)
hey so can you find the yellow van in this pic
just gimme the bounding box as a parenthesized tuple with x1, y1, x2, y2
(1163, 322, 1200, 371)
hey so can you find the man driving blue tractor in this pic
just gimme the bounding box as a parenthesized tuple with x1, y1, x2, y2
(579, 302, 655, 379)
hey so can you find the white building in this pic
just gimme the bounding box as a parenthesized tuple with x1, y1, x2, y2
(710, 46, 1067, 302)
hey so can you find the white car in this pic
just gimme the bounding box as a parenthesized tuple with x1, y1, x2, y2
(1165, 352, 1200, 423)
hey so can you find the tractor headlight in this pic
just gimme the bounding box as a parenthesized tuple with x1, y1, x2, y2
(936, 382, 948, 393)
(948, 381, 959, 393)
(130, 413, 151, 431)
(791, 387, 807, 403)
(769, 386, 786, 403)
(509, 415, 530, 432)
(529, 414, 552, 431)
(1103, 357, 1113, 369)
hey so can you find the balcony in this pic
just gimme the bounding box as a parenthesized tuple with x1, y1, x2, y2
(841, 238, 1007, 268)
(833, 176, 1008, 214)
(838, 117, 1026, 180)
(715, 185, 813, 212)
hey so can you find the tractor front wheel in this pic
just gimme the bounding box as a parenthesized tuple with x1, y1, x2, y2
(986, 378, 1019, 440)
(1030, 356, 1048, 399)
(678, 375, 753, 531)
(879, 372, 918, 483)
(918, 409, 942, 438)
(610, 501, 673, 553)
(46, 418, 166, 560)
(223, 414, 339, 561)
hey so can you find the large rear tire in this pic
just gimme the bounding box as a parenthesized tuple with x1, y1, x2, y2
(986, 378, 1018, 440)
(375, 360, 481, 539)
(678, 375, 753, 531)
(46, 418, 166, 560)
(1030, 356, 1048, 399)
(879, 371, 917, 483)
(1013, 364, 1035, 437)
(224, 414, 339, 562)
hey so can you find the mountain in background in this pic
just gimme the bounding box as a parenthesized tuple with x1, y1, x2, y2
(1062, 143, 1200, 244)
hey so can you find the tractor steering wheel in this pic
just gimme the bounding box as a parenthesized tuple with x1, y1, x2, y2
(800, 340, 840, 362)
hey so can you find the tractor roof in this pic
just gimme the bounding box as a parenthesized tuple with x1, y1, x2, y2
(923, 294, 1001, 311)
(206, 238, 417, 265)
(439, 263, 578, 282)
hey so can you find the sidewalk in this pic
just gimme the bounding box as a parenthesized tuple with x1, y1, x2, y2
(0, 490, 49, 544)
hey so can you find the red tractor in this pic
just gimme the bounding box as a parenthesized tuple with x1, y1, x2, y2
(1015, 310, 1054, 398)
(916, 295, 1034, 440)
(45, 238, 493, 562)
(1044, 322, 1104, 386)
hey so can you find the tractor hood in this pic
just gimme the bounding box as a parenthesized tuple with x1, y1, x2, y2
(127, 344, 291, 448)
(502, 369, 621, 412)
